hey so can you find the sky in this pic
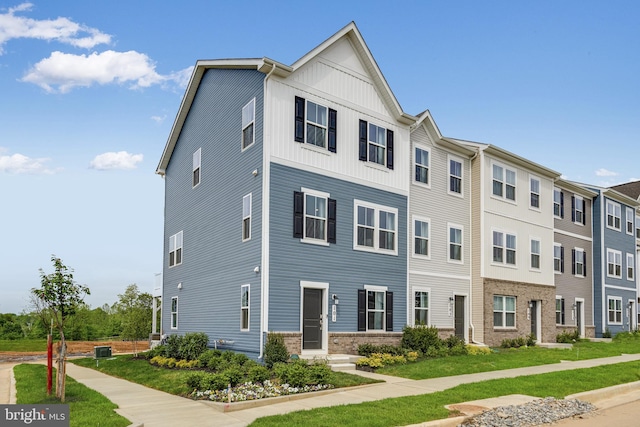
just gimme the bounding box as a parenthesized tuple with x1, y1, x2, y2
(1, 1, 639, 314)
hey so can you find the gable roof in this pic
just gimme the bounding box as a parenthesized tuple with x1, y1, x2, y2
(412, 110, 476, 157)
(610, 180, 640, 201)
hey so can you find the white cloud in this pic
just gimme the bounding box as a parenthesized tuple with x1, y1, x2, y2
(595, 168, 619, 177)
(90, 151, 143, 170)
(0, 3, 111, 54)
(0, 151, 57, 174)
(151, 115, 167, 124)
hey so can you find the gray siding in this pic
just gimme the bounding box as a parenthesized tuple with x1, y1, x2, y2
(268, 162, 407, 333)
(162, 69, 264, 357)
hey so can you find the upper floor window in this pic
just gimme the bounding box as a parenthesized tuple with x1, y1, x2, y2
(627, 253, 635, 281)
(572, 196, 585, 225)
(413, 217, 430, 258)
(493, 295, 516, 328)
(359, 120, 394, 170)
(294, 96, 336, 152)
(636, 215, 640, 239)
(242, 194, 251, 241)
(493, 230, 516, 265)
(354, 200, 397, 255)
(573, 248, 586, 277)
(608, 297, 622, 324)
(626, 207, 634, 235)
(555, 297, 565, 325)
(448, 224, 463, 263)
(553, 244, 564, 273)
(553, 188, 564, 218)
(242, 98, 255, 150)
(449, 156, 463, 195)
(192, 148, 201, 187)
(530, 238, 541, 270)
(530, 176, 540, 209)
(241, 285, 250, 331)
(169, 231, 183, 267)
(414, 147, 429, 185)
(492, 163, 516, 201)
(293, 189, 336, 244)
(607, 248, 622, 278)
(171, 296, 178, 329)
(606, 200, 621, 231)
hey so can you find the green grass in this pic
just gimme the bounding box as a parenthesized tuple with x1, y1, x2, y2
(0, 339, 48, 352)
(13, 364, 130, 427)
(249, 360, 640, 427)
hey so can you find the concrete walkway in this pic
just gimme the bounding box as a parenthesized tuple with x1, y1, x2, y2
(2, 353, 640, 426)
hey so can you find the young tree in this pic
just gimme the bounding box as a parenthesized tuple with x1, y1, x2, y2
(115, 284, 152, 356)
(31, 256, 90, 402)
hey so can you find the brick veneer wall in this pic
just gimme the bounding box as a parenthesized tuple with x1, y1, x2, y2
(276, 331, 403, 355)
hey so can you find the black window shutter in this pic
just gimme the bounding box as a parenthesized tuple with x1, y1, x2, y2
(328, 108, 337, 153)
(583, 251, 587, 276)
(357, 289, 366, 331)
(560, 246, 565, 273)
(582, 199, 586, 225)
(386, 129, 394, 170)
(560, 192, 564, 218)
(571, 249, 576, 275)
(571, 196, 575, 222)
(294, 97, 305, 143)
(327, 198, 337, 244)
(358, 120, 368, 161)
(561, 298, 565, 324)
(385, 291, 393, 331)
(293, 191, 304, 238)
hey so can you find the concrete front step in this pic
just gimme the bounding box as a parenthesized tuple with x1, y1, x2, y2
(329, 363, 356, 371)
(298, 353, 362, 371)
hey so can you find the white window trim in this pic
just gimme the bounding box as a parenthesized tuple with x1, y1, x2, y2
(608, 296, 623, 325)
(607, 248, 622, 279)
(170, 296, 178, 330)
(635, 215, 640, 239)
(555, 296, 564, 325)
(573, 195, 584, 226)
(304, 99, 329, 149)
(242, 194, 251, 242)
(553, 188, 562, 218)
(529, 237, 541, 271)
(493, 295, 516, 329)
(367, 122, 387, 166)
(448, 154, 464, 197)
(606, 200, 621, 231)
(491, 161, 517, 203)
(241, 284, 250, 331)
(353, 199, 398, 256)
(364, 285, 388, 332)
(529, 175, 541, 211)
(301, 187, 330, 246)
(626, 207, 634, 235)
(412, 286, 431, 326)
(412, 215, 431, 260)
(553, 243, 562, 274)
(169, 231, 183, 268)
(192, 148, 201, 188)
(447, 223, 464, 264)
(492, 229, 517, 268)
(413, 144, 431, 189)
(241, 98, 255, 151)
(574, 247, 585, 278)
(627, 253, 635, 281)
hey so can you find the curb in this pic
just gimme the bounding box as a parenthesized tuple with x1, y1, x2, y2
(566, 380, 640, 406)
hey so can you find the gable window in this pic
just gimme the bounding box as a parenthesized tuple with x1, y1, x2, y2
(354, 200, 398, 255)
(448, 224, 463, 263)
(357, 286, 393, 331)
(530, 238, 541, 270)
(606, 200, 621, 230)
(627, 253, 635, 281)
(413, 217, 430, 257)
(553, 188, 564, 218)
(492, 163, 516, 201)
(449, 156, 463, 195)
(242, 194, 251, 241)
(414, 147, 429, 185)
(294, 96, 336, 152)
(293, 189, 336, 244)
(413, 289, 429, 326)
(169, 231, 183, 267)
(493, 230, 516, 265)
(608, 297, 622, 324)
(626, 208, 634, 235)
(241, 285, 250, 331)
(572, 248, 586, 277)
(555, 297, 565, 325)
(494, 295, 516, 328)
(242, 98, 255, 149)
(171, 296, 178, 329)
(607, 248, 622, 278)
(530, 176, 540, 209)
(554, 244, 564, 273)
(192, 148, 201, 187)
(358, 120, 394, 169)
(572, 196, 585, 225)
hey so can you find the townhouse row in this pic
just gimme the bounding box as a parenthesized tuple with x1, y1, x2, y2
(156, 23, 640, 358)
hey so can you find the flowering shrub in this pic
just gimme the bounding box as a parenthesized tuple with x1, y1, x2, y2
(192, 380, 334, 402)
(356, 353, 406, 369)
(466, 345, 491, 355)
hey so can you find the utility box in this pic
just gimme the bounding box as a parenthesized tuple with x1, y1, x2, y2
(94, 346, 112, 359)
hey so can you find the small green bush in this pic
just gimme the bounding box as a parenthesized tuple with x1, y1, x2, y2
(179, 332, 209, 360)
(401, 325, 442, 354)
(185, 371, 207, 389)
(357, 343, 404, 357)
(556, 329, 580, 343)
(163, 334, 182, 359)
(221, 365, 244, 387)
(602, 328, 612, 338)
(264, 333, 289, 368)
(247, 364, 270, 383)
(466, 345, 491, 355)
(232, 352, 250, 366)
(200, 373, 230, 391)
(306, 362, 333, 385)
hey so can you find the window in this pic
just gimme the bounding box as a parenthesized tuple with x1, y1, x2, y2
(492, 163, 516, 201)
(169, 231, 183, 267)
(413, 217, 430, 257)
(357, 287, 392, 332)
(607, 249, 622, 278)
(358, 119, 394, 169)
(192, 148, 201, 187)
(530, 238, 541, 269)
(293, 190, 336, 244)
(555, 297, 565, 325)
(414, 147, 429, 185)
(448, 224, 463, 263)
(636, 215, 640, 239)
(553, 188, 564, 218)
(241, 285, 249, 331)
(606, 200, 621, 230)
(572, 248, 586, 277)
(627, 253, 635, 281)
(553, 244, 564, 273)
(414, 290, 429, 326)
(530, 176, 540, 209)
(242, 98, 255, 149)
(449, 156, 463, 195)
(494, 295, 516, 328)
(242, 194, 251, 241)
(171, 296, 178, 329)
(608, 297, 622, 324)
(493, 231, 516, 265)
(354, 200, 398, 255)
(294, 96, 336, 152)
(572, 196, 585, 225)
(626, 208, 634, 235)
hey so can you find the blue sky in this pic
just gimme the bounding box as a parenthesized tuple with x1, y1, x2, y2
(1, 1, 638, 314)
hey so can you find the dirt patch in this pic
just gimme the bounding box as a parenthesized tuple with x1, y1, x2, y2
(0, 341, 149, 362)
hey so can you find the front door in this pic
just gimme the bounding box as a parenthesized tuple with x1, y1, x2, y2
(303, 288, 323, 350)
(530, 301, 538, 341)
(454, 296, 465, 341)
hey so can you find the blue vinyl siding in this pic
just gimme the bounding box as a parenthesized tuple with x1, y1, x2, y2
(268, 163, 407, 333)
(162, 69, 264, 357)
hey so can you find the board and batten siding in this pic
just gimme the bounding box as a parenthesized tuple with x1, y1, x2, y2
(267, 162, 407, 333)
(162, 68, 264, 357)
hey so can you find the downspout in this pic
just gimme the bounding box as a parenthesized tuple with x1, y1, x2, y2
(258, 61, 278, 360)
(467, 148, 484, 345)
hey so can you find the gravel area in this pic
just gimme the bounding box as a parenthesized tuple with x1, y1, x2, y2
(460, 397, 595, 426)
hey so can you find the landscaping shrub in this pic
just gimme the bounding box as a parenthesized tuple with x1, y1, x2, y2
(179, 332, 209, 360)
(163, 334, 182, 359)
(200, 373, 230, 391)
(466, 345, 491, 355)
(186, 371, 207, 390)
(556, 329, 580, 343)
(306, 362, 333, 385)
(401, 325, 442, 354)
(197, 349, 221, 368)
(356, 353, 407, 369)
(281, 360, 309, 387)
(357, 343, 404, 357)
(247, 364, 270, 383)
(602, 328, 612, 338)
(264, 333, 289, 368)
(221, 365, 244, 387)
(501, 335, 536, 349)
(443, 335, 468, 356)
(232, 352, 250, 366)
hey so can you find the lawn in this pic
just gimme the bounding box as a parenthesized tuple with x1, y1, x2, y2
(13, 364, 130, 427)
(0, 339, 48, 352)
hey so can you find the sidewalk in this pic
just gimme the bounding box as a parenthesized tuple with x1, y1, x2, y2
(2, 353, 640, 426)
